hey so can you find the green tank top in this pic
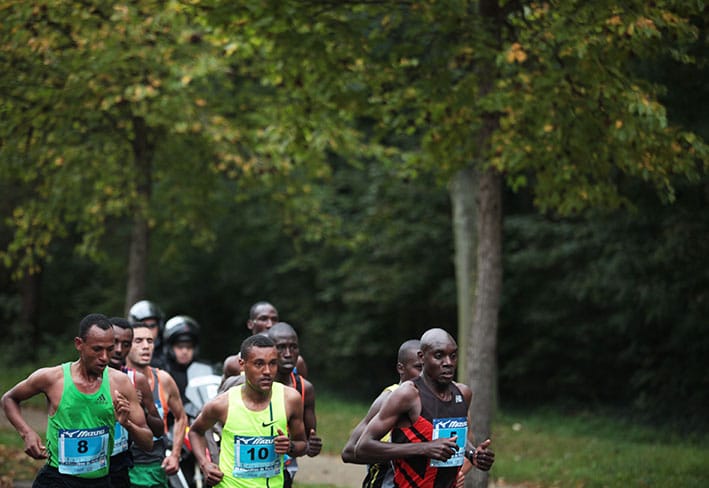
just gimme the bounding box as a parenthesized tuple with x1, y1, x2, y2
(46, 362, 115, 478)
(218, 382, 288, 488)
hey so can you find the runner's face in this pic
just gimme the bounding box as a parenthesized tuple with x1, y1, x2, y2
(423, 340, 457, 385)
(128, 327, 154, 367)
(398, 351, 423, 382)
(110, 326, 133, 369)
(271, 331, 299, 374)
(77, 325, 114, 376)
(248, 305, 279, 334)
(242, 346, 278, 394)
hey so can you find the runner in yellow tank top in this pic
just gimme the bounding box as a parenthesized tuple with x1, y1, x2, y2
(188, 335, 308, 488)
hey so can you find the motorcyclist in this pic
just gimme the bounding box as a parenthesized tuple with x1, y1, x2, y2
(162, 315, 216, 404)
(162, 315, 219, 488)
(129, 300, 167, 368)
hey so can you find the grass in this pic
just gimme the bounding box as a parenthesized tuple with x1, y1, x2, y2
(2, 374, 708, 487)
(492, 409, 709, 487)
(303, 397, 709, 488)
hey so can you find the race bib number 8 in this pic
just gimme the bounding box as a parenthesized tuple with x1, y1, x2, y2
(430, 417, 467, 468)
(233, 435, 280, 478)
(58, 427, 110, 474)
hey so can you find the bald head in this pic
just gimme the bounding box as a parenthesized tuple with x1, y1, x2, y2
(397, 339, 421, 363)
(268, 322, 297, 339)
(420, 328, 456, 352)
(397, 339, 423, 382)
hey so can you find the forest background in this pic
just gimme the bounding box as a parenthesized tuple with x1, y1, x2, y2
(1, 4, 708, 483)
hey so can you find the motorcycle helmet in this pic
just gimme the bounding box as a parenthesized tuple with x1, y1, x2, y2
(128, 300, 165, 329)
(129, 300, 166, 358)
(163, 315, 200, 360)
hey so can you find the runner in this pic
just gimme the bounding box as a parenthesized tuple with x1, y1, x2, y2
(341, 339, 423, 488)
(126, 321, 188, 488)
(356, 328, 495, 488)
(108, 317, 165, 488)
(268, 322, 322, 487)
(1, 313, 152, 486)
(188, 334, 308, 487)
(220, 302, 308, 383)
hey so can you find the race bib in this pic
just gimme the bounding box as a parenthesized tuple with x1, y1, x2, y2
(232, 435, 280, 478)
(113, 422, 129, 455)
(430, 417, 467, 468)
(58, 426, 110, 474)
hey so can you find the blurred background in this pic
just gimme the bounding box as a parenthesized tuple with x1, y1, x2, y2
(1, 1, 707, 435)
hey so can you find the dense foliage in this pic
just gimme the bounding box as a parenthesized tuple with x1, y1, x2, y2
(1, 1, 708, 431)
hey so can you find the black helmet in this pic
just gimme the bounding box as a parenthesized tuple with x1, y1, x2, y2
(128, 300, 165, 329)
(163, 315, 200, 359)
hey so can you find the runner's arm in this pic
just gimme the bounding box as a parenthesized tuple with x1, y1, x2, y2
(161, 372, 188, 475)
(341, 389, 390, 463)
(189, 394, 228, 486)
(1, 367, 58, 460)
(133, 371, 164, 437)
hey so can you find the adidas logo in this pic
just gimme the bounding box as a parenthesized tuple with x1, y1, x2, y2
(97, 393, 107, 403)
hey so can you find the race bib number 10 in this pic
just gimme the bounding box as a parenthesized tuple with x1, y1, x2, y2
(58, 427, 109, 474)
(233, 435, 280, 478)
(430, 417, 467, 468)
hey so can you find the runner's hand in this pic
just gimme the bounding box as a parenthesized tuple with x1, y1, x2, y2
(306, 428, 322, 457)
(199, 461, 224, 486)
(23, 430, 47, 460)
(274, 428, 290, 455)
(113, 390, 130, 426)
(426, 434, 459, 461)
(472, 439, 495, 471)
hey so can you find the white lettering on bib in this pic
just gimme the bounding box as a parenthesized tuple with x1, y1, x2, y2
(232, 435, 280, 478)
(430, 417, 467, 468)
(58, 426, 110, 474)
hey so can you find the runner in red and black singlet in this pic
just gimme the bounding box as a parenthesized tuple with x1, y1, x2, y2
(391, 376, 468, 488)
(355, 328, 496, 488)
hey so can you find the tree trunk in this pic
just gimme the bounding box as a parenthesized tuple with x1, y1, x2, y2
(450, 165, 478, 382)
(465, 168, 503, 488)
(125, 214, 149, 313)
(124, 116, 152, 314)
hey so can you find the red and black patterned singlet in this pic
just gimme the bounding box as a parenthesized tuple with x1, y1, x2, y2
(390, 376, 468, 488)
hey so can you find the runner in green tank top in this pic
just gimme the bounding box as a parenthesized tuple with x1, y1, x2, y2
(188, 335, 308, 488)
(1, 313, 153, 487)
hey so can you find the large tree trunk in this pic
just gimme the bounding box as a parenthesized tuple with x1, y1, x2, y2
(466, 168, 503, 488)
(124, 117, 152, 314)
(450, 165, 478, 382)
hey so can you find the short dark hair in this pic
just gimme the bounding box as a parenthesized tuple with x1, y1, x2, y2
(78, 313, 112, 340)
(130, 320, 152, 331)
(240, 334, 275, 360)
(109, 317, 132, 330)
(249, 301, 275, 320)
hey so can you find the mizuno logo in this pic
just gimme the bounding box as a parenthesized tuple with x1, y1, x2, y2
(261, 420, 278, 427)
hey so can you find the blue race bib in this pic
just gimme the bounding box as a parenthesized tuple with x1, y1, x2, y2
(430, 417, 467, 468)
(58, 427, 110, 474)
(232, 435, 280, 478)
